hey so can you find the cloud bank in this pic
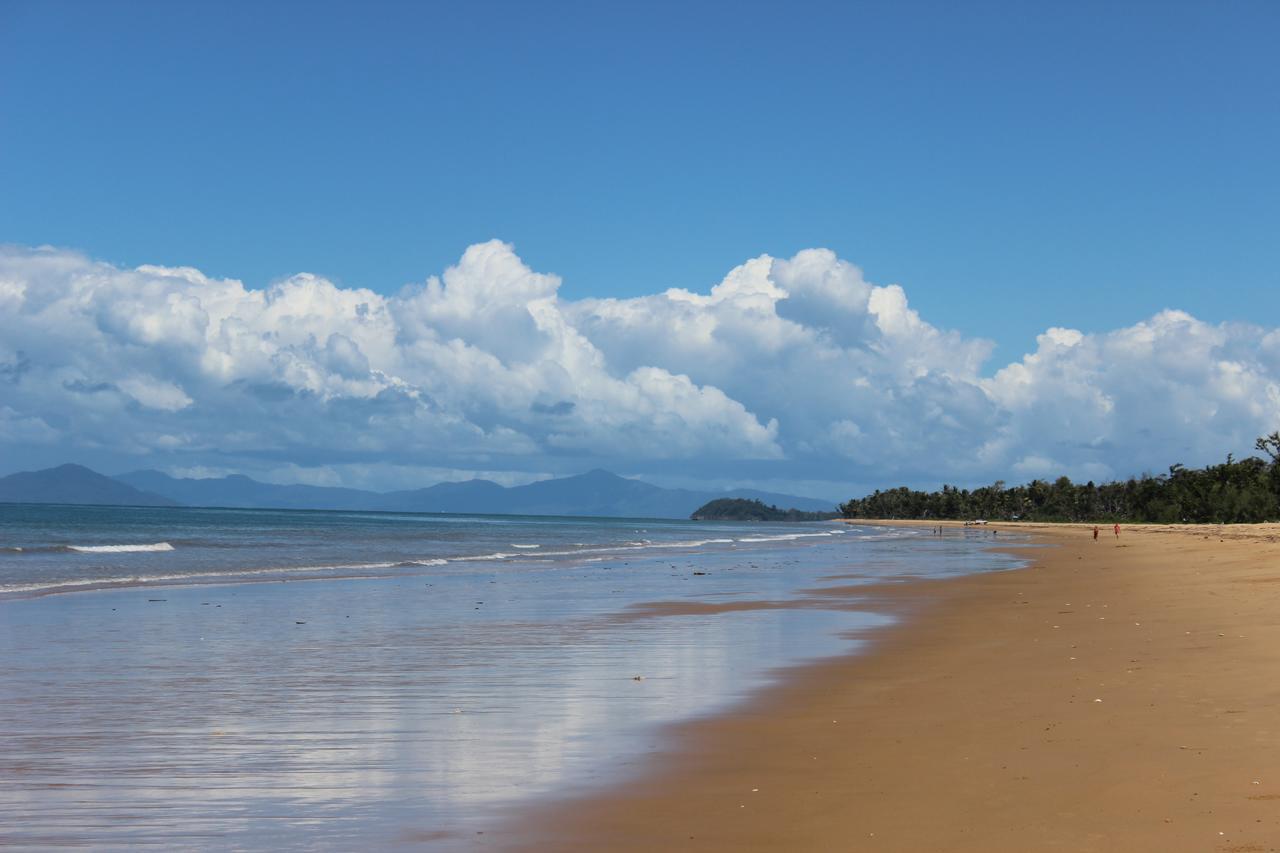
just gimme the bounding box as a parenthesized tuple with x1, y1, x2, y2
(1, 241, 1277, 496)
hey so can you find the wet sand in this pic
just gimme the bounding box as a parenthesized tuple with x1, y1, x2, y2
(512, 522, 1280, 852)
(7, 526, 1012, 849)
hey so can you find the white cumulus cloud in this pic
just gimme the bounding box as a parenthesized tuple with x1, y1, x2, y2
(0, 241, 1276, 496)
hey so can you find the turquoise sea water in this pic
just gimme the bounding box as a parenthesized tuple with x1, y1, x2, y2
(0, 504, 1026, 849)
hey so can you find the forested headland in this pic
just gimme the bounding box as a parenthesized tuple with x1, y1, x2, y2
(840, 432, 1280, 524)
(692, 498, 839, 522)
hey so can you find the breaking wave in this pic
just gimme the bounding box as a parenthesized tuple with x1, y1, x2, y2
(68, 542, 175, 554)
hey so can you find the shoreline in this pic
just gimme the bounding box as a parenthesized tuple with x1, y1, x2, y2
(508, 521, 1280, 852)
(5, 519, 983, 849)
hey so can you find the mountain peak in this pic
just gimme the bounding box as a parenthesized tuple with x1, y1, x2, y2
(575, 468, 624, 481)
(49, 462, 96, 475)
(0, 464, 179, 507)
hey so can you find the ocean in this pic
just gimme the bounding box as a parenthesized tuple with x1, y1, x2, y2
(0, 503, 876, 599)
(0, 503, 1026, 849)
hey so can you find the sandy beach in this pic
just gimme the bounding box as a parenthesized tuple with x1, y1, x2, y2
(513, 522, 1280, 852)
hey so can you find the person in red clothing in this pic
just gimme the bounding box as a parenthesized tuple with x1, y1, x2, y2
(1113, 523, 1120, 538)
(1093, 525, 1099, 541)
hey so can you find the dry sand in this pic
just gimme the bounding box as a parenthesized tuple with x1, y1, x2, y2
(511, 522, 1280, 852)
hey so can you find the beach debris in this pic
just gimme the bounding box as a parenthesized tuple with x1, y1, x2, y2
(1093, 698, 1103, 703)
(295, 621, 306, 625)
(751, 788, 758, 792)
(147, 598, 167, 602)
(692, 571, 707, 576)
(633, 675, 644, 681)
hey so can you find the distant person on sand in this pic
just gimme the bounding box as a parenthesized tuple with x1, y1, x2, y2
(1093, 526, 1099, 541)
(1114, 523, 1120, 538)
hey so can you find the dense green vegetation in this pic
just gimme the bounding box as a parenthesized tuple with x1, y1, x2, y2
(840, 432, 1280, 524)
(692, 498, 839, 522)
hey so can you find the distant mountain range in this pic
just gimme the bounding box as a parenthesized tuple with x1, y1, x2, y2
(0, 464, 835, 519)
(0, 464, 178, 507)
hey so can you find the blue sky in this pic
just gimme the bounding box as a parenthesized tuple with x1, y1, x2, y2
(1, 1, 1278, 498)
(4, 1, 1276, 364)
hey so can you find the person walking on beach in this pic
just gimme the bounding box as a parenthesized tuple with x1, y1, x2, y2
(1114, 523, 1120, 539)
(1093, 525, 1099, 541)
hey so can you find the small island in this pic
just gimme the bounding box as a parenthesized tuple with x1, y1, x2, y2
(691, 497, 839, 522)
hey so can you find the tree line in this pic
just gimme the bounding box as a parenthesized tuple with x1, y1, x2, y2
(839, 432, 1280, 524)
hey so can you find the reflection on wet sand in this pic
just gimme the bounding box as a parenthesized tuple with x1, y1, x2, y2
(0, 532, 1024, 849)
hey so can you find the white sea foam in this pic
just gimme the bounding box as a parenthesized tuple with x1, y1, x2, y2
(510, 544, 540, 549)
(0, 558, 427, 595)
(68, 542, 175, 553)
(649, 537, 736, 548)
(736, 532, 835, 543)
